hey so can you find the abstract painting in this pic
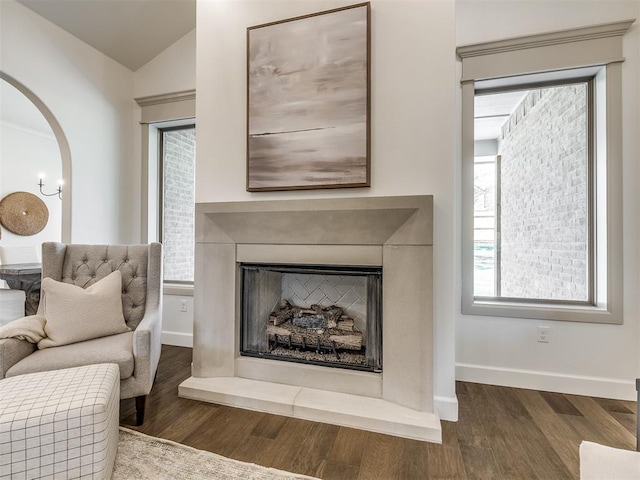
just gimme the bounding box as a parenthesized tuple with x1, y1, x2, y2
(247, 3, 370, 191)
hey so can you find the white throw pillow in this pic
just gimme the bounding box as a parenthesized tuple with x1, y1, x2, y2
(38, 270, 131, 349)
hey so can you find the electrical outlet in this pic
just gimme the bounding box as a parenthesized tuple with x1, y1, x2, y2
(180, 300, 188, 313)
(537, 326, 550, 343)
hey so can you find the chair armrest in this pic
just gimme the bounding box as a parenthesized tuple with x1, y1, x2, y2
(132, 303, 163, 389)
(130, 241, 163, 395)
(0, 338, 36, 379)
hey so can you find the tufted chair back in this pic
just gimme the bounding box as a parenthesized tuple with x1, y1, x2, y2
(40, 243, 158, 330)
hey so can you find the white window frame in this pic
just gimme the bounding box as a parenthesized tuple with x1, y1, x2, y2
(135, 90, 196, 295)
(458, 20, 634, 324)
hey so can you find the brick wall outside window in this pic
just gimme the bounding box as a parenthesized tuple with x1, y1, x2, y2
(163, 128, 196, 282)
(499, 84, 588, 301)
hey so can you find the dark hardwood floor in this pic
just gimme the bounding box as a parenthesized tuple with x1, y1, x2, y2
(120, 345, 637, 479)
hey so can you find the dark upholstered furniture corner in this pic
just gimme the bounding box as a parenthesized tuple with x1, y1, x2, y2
(0, 242, 163, 425)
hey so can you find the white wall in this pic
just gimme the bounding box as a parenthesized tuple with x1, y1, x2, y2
(455, 0, 640, 400)
(0, 0, 137, 244)
(0, 123, 62, 248)
(133, 27, 197, 347)
(196, 0, 458, 419)
(134, 29, 196, 99)
(162, 294, 194, 347)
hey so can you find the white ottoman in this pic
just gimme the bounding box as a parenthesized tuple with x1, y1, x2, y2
(0, 363, 120, 479)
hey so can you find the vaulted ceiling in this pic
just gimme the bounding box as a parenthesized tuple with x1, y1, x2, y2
(16, 0, 196, 71)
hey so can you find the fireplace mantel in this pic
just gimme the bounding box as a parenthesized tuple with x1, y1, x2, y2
(179, 195, 441, 442)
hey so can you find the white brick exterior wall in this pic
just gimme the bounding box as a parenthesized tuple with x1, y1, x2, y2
(499, 84, 588, 301)
(163, 128, 196, 282)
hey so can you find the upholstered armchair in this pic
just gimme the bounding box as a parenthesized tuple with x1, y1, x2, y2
(0, 242, 163, 425)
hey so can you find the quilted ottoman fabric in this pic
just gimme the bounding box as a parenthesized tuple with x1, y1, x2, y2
(0, 363, 120, 479)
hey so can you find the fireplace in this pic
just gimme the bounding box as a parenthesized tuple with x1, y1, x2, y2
(240, 263, 382, 372)
(179, 196, 441, 442)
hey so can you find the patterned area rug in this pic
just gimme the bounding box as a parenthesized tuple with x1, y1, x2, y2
(114, 427, 319, 480)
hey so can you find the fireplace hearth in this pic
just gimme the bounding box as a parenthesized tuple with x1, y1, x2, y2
(240, 263, 382, 372)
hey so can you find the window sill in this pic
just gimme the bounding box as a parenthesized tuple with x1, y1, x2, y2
(462, 299, 621, 324)
(163, 283, 194, 296)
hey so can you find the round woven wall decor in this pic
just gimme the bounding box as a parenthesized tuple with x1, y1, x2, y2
(0, 192, 49, 236)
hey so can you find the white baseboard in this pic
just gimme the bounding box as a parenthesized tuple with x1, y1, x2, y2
(162, 331, 193, 348)
(434, 395, 458, 422)
(456, 363, 636, 401)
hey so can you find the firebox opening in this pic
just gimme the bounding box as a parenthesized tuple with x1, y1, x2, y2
(240, 263, 382, 372)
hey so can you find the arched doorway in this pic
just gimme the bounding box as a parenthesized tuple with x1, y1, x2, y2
(0, 72, 71, 243)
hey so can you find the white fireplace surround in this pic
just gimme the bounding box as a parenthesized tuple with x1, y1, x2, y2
(178, 195, 441, 442)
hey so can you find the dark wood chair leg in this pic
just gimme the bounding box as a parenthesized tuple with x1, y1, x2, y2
(636, 379, 640, 451)
(135, 395, 147, 426)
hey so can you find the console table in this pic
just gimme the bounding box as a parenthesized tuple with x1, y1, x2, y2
(0, 263, 41, 315)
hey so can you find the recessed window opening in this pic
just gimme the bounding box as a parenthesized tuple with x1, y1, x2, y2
(473, 79, 593, 304)
(458, 20, 632, 323)
(159, 124, 196, 284)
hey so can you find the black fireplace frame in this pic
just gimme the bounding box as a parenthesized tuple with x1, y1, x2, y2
(239, 263, 383, 372)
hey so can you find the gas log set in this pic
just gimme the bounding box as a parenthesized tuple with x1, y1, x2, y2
(267, 300, 364, 359)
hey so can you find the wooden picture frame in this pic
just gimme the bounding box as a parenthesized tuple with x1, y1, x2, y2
(247, 3, 371, 192)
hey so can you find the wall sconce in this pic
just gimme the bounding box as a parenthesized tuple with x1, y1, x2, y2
(38, 174, 63, 200)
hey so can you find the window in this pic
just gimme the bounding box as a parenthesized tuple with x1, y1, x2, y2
(458, 20, 633, 323)
(160, 125, 196, 283)
(473, 155, 498, 297)
(473, 81, 591, 303)
(135, 90, 196, 290)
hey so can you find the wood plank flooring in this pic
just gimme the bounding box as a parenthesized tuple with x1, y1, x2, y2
(120, 345, 636, 479)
